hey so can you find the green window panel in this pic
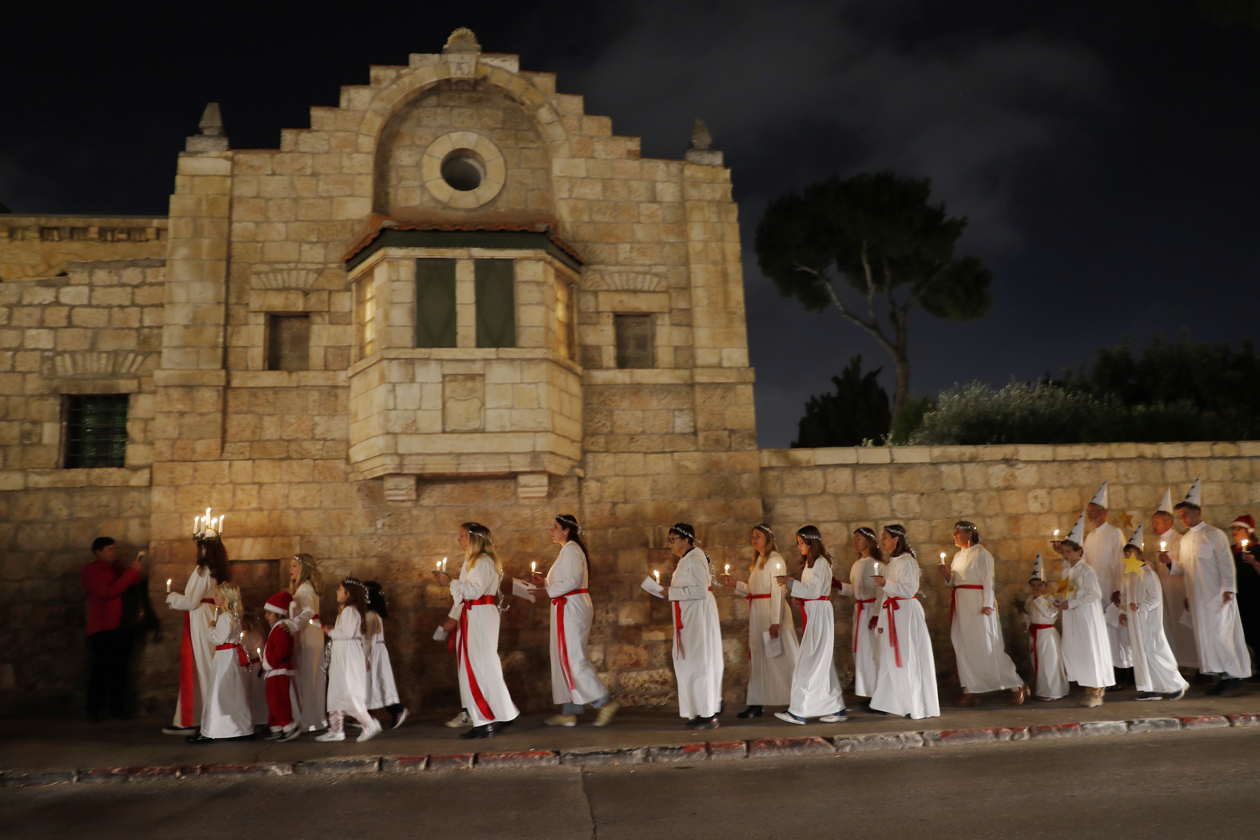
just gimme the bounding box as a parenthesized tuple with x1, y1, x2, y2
(65, 394, 129, 469)
(415, 259, 457, 348)
(475, 260, 516, 348)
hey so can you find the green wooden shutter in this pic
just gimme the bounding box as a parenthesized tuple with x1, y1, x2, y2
(475, 260, 516, 348)
(415, 259, 457, 348)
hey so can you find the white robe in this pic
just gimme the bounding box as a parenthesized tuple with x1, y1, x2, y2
(1171, 522, 1252, 678)
(1084, 522, 1132, 668)
(1153, 527, 1198, 668)
(165, 564, 217, 728)
(1122, 565, 1190, 694)
(199, 613, 254, 739)
(734, 550, 799, 705)
(787, 559, 844, 718)
(288, 581, 328, 731)
(668, 547, 724, 719)
(325, 605, 371, 723)
(1059, 560, 1115, 688)
(869, 554, 939, 719)
(1024, 595, 1068, 700)
(545, 541, 608, 706)
(365, 612, 400, 710)
(448, 555, 520, 727)
(948, 545, 1022, 693)
(835, 555, 883, 697)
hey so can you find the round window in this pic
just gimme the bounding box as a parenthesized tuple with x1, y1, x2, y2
(440, 150, 486, 192)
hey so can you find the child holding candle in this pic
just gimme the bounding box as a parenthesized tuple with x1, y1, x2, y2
(364, 581, 408, 729)
(720, 524, 799, 719)
(832, 527, 884, 702)
(868, 525, 939, 719)
(774, 525, 846, 725)
(287, 553, 327, 733)
(1119, 527, 1189, 701)
(162, 538, 230, 736)
(261, 591, 302, 740)
(187, 583, 254, 742)
(1024, 553, 1068, 701)
(1052, 512, 1115, 707)
(316, 578, 382, 742)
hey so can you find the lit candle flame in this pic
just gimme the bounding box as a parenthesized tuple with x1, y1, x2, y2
(724, 563, 730, 575)
(654, 569, 661, 584)
(531, 561, 536, 574)
(166, 578, 172, 593)
(939, 552, 947, 564)
(1160, 541, 1167, 551)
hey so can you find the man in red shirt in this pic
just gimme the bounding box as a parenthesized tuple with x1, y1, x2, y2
(81, 537, 142, 721)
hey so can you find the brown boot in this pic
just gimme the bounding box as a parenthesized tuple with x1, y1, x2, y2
(953, 692, 981, 707)
(1081, 686, 1104, 707)
(1008, 685, 1028, 705)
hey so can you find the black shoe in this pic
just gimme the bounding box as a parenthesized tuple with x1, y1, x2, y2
(459, 724, 494, 740)
(862, 701, 890, 715)
(685, 716, 720, 730)
(187, 734, 215, 744)
(737, 705, 763, 719)
(494, 718, 515, 731)
(1205, 678, 1227, 696)
(1218, 678, 1247, 697)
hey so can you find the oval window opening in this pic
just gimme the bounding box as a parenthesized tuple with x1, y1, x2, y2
(441, 151, 485, 192)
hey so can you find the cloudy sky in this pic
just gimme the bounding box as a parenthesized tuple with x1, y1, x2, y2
(2, 0, 1257, 446)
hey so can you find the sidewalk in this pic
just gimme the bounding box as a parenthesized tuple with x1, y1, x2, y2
(3, 687, 1258, 787)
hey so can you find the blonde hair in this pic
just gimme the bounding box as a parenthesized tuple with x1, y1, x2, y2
(217, 582, 242, 623)
(291, 553, 324, 596)
(751, 524, 779, 570)
(462, 522, 503, 577)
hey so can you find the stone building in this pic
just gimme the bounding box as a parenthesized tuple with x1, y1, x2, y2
(1, 29, 1256, 715)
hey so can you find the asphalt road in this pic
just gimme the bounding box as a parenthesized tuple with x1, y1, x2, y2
(4, 727, 1257, 839)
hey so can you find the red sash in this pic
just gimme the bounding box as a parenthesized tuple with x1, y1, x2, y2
(215, 642, 249, 667)
(1029, 623, 1054, 683)
(745, 593, 771, 601)
(854, 597, 877, 652)
(797, 596, 829, 633)
(950, 584, 984, 623)
(456, 595, 498, 722)
(670, 588, 712, 659)
(883, 597, 909, 667)
(178, 598, 216, 727)
(552, 588, 589, 692)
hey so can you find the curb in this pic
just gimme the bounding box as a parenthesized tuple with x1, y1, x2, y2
(4, 712, 1259, 788)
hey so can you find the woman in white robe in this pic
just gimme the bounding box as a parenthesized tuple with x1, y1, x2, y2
(435, 522, 521, 739)
(1052, 536, 1115, 706)
(661, 522, 724, 729)
(869, 525, 939, 719)
(939, 520, 1026, 706)
(774, 526, 845, 724)
(721, 524, 799, 717)
(1024, 580, 1069, 701)
(163, 540, 228, 734)
(1120, 544, 1189, 700)
(315, 578, 381, 743)
(287, 553, 327, 732)
(531, 515, 617, 727)
(834, 527, 883, 699)
(190, 583, 254, 741)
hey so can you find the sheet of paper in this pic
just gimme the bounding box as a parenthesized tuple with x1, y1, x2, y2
(1103, 601, 1121, 628)
(763, 630, 783, 658)
(1179, 609, 1194, 629)
(432, 626, 448, 642)
(641, 576, 665, 598)
(512, 578, 537, 603)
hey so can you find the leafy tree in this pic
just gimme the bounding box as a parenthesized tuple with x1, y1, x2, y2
(755, 171, 993, 419)
(792, 355, 891, 447)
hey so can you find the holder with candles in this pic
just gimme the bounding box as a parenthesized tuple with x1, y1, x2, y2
(193, 507, 225, 543)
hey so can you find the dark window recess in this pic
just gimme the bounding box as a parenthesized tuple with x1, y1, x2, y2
(415, 258, 458, 348)
(475, 260, 516, 348)
(267, 315, 311, 371)
(65, 395, 128, 469)
(614, 314, 655, 369)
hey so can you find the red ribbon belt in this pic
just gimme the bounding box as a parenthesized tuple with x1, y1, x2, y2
(552, 588, 589, 692)
(456, 595, 498, 722)
(854, 597, 877, 652)
(178, 597, 217, 727)
(883, 597, 908, 667)
(670, 587, 711, 660)
(214, 642, 249, 667)
(746, 593, 771, 601)
(950, 584, 984, 624)
(1030, 623, 1054, 682)
(798, 596, 829, 633)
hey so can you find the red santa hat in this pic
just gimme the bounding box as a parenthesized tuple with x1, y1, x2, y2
(265, 591, 294, 615)
(1232, 514, 1256, 534)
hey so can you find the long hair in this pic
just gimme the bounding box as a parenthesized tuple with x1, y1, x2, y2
(291, 552, 324, 596)
(796, 525, 831, 568)
(198, 540, 231, 583)
(462, 522, 503, 577)
(364, 580, 388, 619)
(882, 524, 916, 559)
(216, 582, 242, 624)
(339, 577, 369, 635)
(853, 527, 884, 562)
(954, 520, 982, 545)
(751, 524, 779, 570)
(555, 514, 591, 576)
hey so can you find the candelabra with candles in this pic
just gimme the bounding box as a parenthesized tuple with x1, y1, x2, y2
(193, 507, 225, 542)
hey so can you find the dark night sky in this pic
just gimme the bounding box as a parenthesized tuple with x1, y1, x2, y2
(2, 1, 1258, 446)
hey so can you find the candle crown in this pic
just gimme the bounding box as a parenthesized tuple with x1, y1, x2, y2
(193, 508, 225, 543)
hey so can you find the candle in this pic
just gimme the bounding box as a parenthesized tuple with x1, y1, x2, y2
(1053, 529, 1059, 539)
(436, 559, 441, 571)
(873, 562, 882, 577)
(939, 552, 947, 564)
(193, 516, 199, 535)
(1160, 541, 1167, 551)
(654, 569, 661, 584)
(166, 578, 172, 593)
(1244, 539, 1250, 549)
(442, 557, 447, 572)
(531, 561, 536, 574)
(724, 563, 730, 575)
(218, 514, 224, 536)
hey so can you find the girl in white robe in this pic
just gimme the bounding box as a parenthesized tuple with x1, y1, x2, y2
(869, 526, 939, 719)
(939, 521, 1026, 705)
(316, 578, 381, 743)
(435, 522, 521, 739)
(287, 553, 327, 732)
(364, 581, 407, 729)
(660, 522, 724, 729)
(531, 515, 616, 727)
(1120, 542, 1189, 700)
(191, 583, 254, 741)
(163, 540, 228, 734)
(774, 526, 845, 724)
(1052, 537, 1115, 706)
(721, 524, 799, 717)
(1024, 579, 1069, 701)
(834, 527, 883, 699)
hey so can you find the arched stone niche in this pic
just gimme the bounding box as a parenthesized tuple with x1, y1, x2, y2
(373, 82, 554, 221)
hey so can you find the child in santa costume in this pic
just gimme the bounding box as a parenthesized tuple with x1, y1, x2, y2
(1024, 552, 1068, 701)
(262, 591, 302, 741)
(364, 581, 408, 730)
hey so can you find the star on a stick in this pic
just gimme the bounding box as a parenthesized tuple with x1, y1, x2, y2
(1117, 511, 1134, 531)
(1122, 552, 1145, 575)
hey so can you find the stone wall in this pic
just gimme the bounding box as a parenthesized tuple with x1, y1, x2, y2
(0, 217, 167, 282)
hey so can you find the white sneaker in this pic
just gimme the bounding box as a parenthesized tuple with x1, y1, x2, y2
(392, 708, 409, 729)
(774, 711, 806, 725)
(357, 718, 383, 743)
(446, 710, 472, 728)
(545, 714, 577, 727)
(314, 729, 345, 742)
(820, 711, 848, 723)
(280, 724, 301, 742)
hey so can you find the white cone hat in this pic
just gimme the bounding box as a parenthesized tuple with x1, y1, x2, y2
(1177, 477, 1202, 509)
(1126, 524, 1144, 551)
(1031, 551, 1045, 581)
(1156, 487, 1173, 514)
(1064, 510, 1087, 545)
(1089, 481, 1109, 508)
